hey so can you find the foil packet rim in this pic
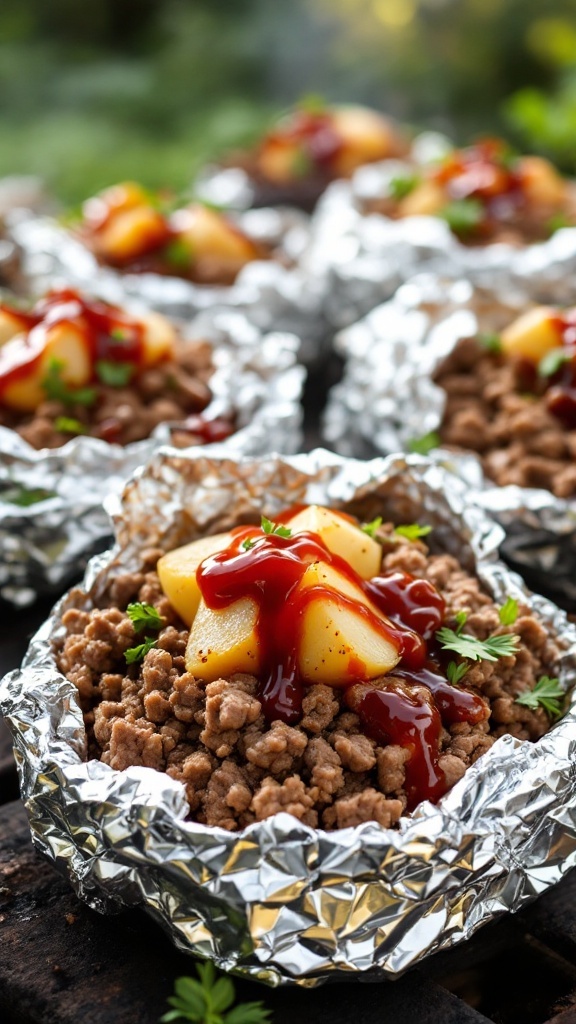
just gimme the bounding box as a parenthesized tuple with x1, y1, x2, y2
(1, 447, 575, 985)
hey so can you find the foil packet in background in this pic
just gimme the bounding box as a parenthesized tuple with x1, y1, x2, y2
(0, 448, 575, 987)
(0, 309, 304, 605)
(303, 159, 576, 330)
(324, 274, 576, 607)
(10, 209, 330, 367)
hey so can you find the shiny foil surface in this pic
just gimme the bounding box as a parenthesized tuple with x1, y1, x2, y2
(0, 309, 304, 605)
(304, 162, 576, 329)
(10, 210, 329, 366)
(1, 448, 575, 986)
(324, 274, 576, 604)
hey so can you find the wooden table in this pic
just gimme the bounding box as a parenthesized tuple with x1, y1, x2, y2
(1, 362, 576, 1023)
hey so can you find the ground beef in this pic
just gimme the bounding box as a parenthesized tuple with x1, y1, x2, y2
(0, 337, 234, 450)
(54, 531, 563, 832)
(436, 336, 576, 497)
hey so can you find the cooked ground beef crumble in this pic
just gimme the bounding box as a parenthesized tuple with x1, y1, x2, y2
(55, 527, 559, 832)
(0, 338, 217, 450)
(436, 336, 576, 497)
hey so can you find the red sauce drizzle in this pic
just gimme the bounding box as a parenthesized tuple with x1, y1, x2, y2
(263, 110, 344, 174)
(536, 310, 576, 426)
(195, 512, 490, 808)
(0, 288, 146, 398)
(433, 139, 525, 236)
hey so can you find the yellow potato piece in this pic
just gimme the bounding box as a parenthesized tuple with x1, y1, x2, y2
(257, 138, 302, 184)
(519, 156, 567, 207)
(500, 307, 562, 364)
(330, 106, 398, 176)
(185, 595, 260, 680)
(172, 204, 257, 266)
(285, 505, 382, 580)
(398, 180, 446, 218)
(96, 206, 167, 263)
(0, 311, 28, 347)
(297, 560, 400, 686)
(3, 322, 91, 412)
(140, 310, 176, 367)
(157, 532, 233, 626)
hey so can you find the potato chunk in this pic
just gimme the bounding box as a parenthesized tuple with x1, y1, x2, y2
(140, 311, 176, 366)
(157, 532, 233, 626)
(185, 595, 260, 679)
(500, 307, 562, 364)
(285, 505, 382, 579)
(2, 321, 91, 412)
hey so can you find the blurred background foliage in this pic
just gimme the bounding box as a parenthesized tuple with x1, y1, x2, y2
(2, 0, 576, 203)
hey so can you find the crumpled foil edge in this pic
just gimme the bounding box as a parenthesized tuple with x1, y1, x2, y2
(1, 448, 575, 986)
(0, 308, 305, 605)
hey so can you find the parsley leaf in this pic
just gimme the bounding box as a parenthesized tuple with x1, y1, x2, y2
(478, 332, 502, 354)
(389, 174, 420, 201)
(42, 358, 97, 407)
(1, 484, 56, 506)
(446, 660, 468, 685)
(261, 515, 291, 538)
(164, 237, 194, 269)
(110, 327, 131, 343)
(498, 597, 519, 626)
(436, 626, 520, 662)
(361, 516, 383, 538)
(126, 601, 164, 634)
(538, 348, 570, 378)
(241, 537, 256, 551)
(298, 92, 327, 115)
(95, 359, 134, 387)
(290, 147, 314, 178)
(439, 198, 484, 236)
(408, 431, 440, 455)
(548, 213, 572, 236)
(515, 676, 564, 718)
(124, 636, 158, 664)
(454, 610, 468, 634)
(394, 523, 432, 541)
(54, 416, 88, 435)
(161, 961, 271, 1024)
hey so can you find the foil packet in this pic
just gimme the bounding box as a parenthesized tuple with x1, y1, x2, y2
(304, 164, 576, 329)
(10, 210, 329, 367)
(0, 309, 304, 605)
(1, 447, 575, 987)
(324, 274, 576, 606)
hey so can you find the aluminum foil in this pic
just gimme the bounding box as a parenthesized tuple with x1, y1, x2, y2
(324, 274, 576, 605)
(0, 308, 304, 605)
(1, 447, 575, 987)
(10, 210, 329, 367)
(303, 166, 576, 329)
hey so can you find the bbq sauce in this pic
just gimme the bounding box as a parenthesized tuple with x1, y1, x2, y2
(195, 515, 489, 809)
(0, 289, 146, 398)
(262, 110, 344, 176)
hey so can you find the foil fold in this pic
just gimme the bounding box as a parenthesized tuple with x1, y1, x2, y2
(0, 309, 304, 605)
(1, 448, 575, 986)
(324, 274, 576, 604)
(304, 168, 576, 328)
(10, 211, 329, 366)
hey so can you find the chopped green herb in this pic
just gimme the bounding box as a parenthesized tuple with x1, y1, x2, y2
(439, 198, 484, 236)
(389, 174, 420, 201)
(446, 660, 468, 685)
(42, 358, 97, 407)
(298, 92, 327, 115)
(241, 537, 256, 551)
(548, 213, 572, 236)
(515, 676, 564, 719)
(125, 636, 158, 664)
(95, 359, 134, 387)
(538, 348, 570, 378)
(436, 625, 520, 663)
(361, 516, 383, 538)
(498, 596, 519, 626)
(161, 961, 271, 1024)
(54, 416, 88, 435)
(110, 327, 131, 343)
(394, 523, 432, 541)
(1, 484, 56, 507)
(478, 332, 502, 354)
(126, 601, 164, 634)
(261, 515, 292, 538)
(454, 610, 468, 634)
(164, 237, 194, 269)
(408, 431, 440, 455)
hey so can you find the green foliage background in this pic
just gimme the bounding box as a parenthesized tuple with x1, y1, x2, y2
(1, 0, 576, 203)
